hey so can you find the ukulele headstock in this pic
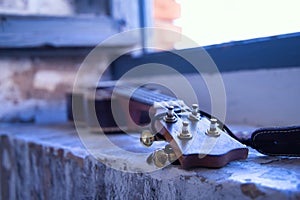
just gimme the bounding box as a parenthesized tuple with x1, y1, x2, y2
(146, 105, 248, 169)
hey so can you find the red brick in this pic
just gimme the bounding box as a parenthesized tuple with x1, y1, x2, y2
(154, 0, 181, 20)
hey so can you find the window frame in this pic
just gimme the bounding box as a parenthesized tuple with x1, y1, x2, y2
(0, 0, 141, 56)
(110, 32, 300, 79)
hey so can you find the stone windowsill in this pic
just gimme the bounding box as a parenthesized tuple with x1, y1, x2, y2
(1, 123, 300, 199)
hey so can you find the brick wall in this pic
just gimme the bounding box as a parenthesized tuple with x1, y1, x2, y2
(0, 56, 82, 123)
(153, 0, 181, 49)
(0, 0, 130, 123)
(0, 1, 76, 122)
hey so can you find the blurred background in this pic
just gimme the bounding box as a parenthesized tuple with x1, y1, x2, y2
(0, 0, 300, 126)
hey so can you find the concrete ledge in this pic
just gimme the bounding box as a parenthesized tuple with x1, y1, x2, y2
(1, 123, 300, 199)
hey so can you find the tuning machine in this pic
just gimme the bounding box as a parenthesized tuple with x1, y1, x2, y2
(140, 130, 155, 147)
(147, 144, 177, 168)
(163, 106, 177, 123)
(206, 118, 221, 137)
(189, 103, 200, 121)
(178, 121, 193, 140)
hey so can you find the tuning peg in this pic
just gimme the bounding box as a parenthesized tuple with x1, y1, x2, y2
(206, 118, 221, 137)
(178, 121, 193, 140)
(189, 103, 200, 121)
(140, 130, 155, 147)
(192, 104, 199, 115)
(146, 144, 178, 167)
(163, 106, 177, 123)
(164, 144, 177, 163)
(152, 149, 168, 168)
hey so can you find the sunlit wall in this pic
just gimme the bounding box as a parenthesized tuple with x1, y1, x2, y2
(175, 0, 300, 46)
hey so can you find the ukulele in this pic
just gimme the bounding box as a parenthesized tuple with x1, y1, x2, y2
(67, 82, 300, 169)
(67, 82, 249, 169)
(145, 108, 249, 169)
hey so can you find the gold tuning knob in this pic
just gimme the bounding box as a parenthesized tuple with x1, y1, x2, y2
(152, 149, 168, 168)
(140, 130, 155, 147)
(146, 145, 178, 167)
(164, 144, 177, 163)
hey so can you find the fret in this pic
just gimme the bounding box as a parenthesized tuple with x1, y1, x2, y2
(112, 85, 178, 106)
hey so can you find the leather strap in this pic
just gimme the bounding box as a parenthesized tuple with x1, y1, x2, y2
(250, 126, 300, 156)
(196, 109, 300, 156)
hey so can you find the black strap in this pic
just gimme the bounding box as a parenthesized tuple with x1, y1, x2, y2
(250, 126, 300, 156)
(194, 109, 300, 157)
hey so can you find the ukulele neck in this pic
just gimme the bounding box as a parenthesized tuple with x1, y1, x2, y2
(109, 85, 185, 109)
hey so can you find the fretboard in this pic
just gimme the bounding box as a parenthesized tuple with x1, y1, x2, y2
(111, 85, 179, 106)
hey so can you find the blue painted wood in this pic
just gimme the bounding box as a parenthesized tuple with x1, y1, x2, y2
(111, 32, 300, 77)
(0, 14, 121, 48)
